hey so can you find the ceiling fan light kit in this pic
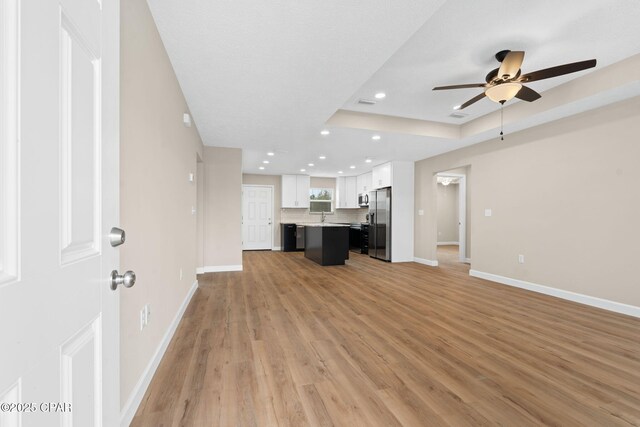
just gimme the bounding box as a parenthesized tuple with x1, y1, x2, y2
(485, 82, 522, 103)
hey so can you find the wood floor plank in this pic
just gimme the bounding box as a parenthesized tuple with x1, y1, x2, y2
(132, 247, 640, 426)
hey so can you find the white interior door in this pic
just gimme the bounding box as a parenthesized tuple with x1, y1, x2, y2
(242, 185, 273, 250)
(0, 0, 120, 425)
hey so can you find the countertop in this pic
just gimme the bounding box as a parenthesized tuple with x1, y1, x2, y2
(302, 223, 351, 228)
(281, 222, 350, 227)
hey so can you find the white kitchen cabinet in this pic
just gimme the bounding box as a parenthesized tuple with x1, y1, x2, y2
(356, 172, 372, 195)
(281, 174, 310, 208)
(372, 162, 392, 189)
(336, 176, 347, 208)
(336, 176, 358, 208)
(296, 175, 310, 208)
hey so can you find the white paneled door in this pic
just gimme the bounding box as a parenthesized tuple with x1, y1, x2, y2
(242, 185, 273, 250)
(0, 0, 120, 425)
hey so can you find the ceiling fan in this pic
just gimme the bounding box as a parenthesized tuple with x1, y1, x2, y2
(433, 50, 597, 109)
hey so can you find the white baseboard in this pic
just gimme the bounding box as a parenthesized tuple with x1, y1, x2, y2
(413, 257, 439, 267)
(437, 241, 459, 246)
(469, 270, 640, 319)
(196, 264, 243, 274)
(120, 280, 199, 426)
(272, 246, 281, 251)
(464, 258, 471, 264)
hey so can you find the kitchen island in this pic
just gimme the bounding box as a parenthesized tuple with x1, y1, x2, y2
(304, 223, 350, 266)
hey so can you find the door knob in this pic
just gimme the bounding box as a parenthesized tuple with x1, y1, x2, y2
(110, 270, 136, 290)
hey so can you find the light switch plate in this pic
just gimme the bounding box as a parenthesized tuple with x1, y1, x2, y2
(485, 209, 492, 217)
(183, 113, 192, 127)
(418, 209, 424, 216)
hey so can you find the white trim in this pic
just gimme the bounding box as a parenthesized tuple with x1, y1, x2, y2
(0, 0, 21, 286)
(272, 246, 281, 251)
(196, 264, 243, 274)
(120, 280, 198, 427)
(464, 258, 471, 264)
(242, 184, 274, 250)
(413, 257, 439, 267)
(469, 270, 640, 319)
(437, 241, 459, 246)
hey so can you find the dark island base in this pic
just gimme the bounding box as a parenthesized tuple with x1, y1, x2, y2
(304, 226, 349, 266)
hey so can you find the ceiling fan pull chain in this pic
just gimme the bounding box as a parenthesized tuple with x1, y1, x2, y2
(500, 101, 504, 141)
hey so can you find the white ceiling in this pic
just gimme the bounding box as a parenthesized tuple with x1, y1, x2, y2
(345, 0, 640, 124)
(147, 0, 640, 177)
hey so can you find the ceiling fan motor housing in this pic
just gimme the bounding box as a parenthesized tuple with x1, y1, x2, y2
(495, 49, 512, 62)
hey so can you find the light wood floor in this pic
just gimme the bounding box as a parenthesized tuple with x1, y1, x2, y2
(132, 249, 640, 426)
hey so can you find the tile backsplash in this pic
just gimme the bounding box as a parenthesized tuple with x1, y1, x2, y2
(281, 208, 368, 224)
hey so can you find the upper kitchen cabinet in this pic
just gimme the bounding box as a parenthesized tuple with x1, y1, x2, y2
(356, 172, 372, 195)
(336, 176, 358, 208)
(281, 174, 310, 208)
(372, 162, 392, 189)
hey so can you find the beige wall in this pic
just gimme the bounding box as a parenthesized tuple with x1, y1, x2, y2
(415, 96, 640, 307)
(242, 174, 282, 247)
(436, 183, 458, 243)
(120, 0, 204, 408)
(202, 147, 243, 268)
(311, 176, 337, 190)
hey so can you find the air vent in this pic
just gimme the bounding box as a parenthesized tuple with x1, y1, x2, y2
(449, 112, 469, 119)
(357, 98, 376, 105)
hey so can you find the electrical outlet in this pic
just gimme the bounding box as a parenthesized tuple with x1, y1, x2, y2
(518, 254, 525, 264)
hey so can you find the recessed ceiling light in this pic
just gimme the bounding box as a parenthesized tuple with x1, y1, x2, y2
(263, 160, 269, 164)
(338, 171, 343, 174)
(365, 158, 372, 163)
(349, 165, 356, 169)
(300, 168, 306, 172)
(259, 166, 265, 170)
(374, 92, 386, 99)
(319, 155, 326, 160)
(320, 130, 330, 136)
(372, 135, 381, 141)
(267, 152, 275, 156)
(308, 163, 314, 167)
(453, 105, 461, 110)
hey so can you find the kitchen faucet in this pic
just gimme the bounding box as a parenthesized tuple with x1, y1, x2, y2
(321, 211, 326, 223)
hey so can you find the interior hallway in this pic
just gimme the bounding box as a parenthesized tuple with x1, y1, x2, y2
(132, 251, 640, 426)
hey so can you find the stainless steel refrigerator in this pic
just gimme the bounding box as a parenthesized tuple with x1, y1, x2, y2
(369, 187, 391, 261)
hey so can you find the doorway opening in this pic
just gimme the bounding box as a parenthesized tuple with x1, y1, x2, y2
(435, 169, 469, 269)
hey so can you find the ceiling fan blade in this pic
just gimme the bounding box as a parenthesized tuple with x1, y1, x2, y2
(433, 83, 486, 90)
(519, 59, 596, 83)
(458, 92, 486, 109)
(497, 51, 525, 80)
(515, 85, 541, 102)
